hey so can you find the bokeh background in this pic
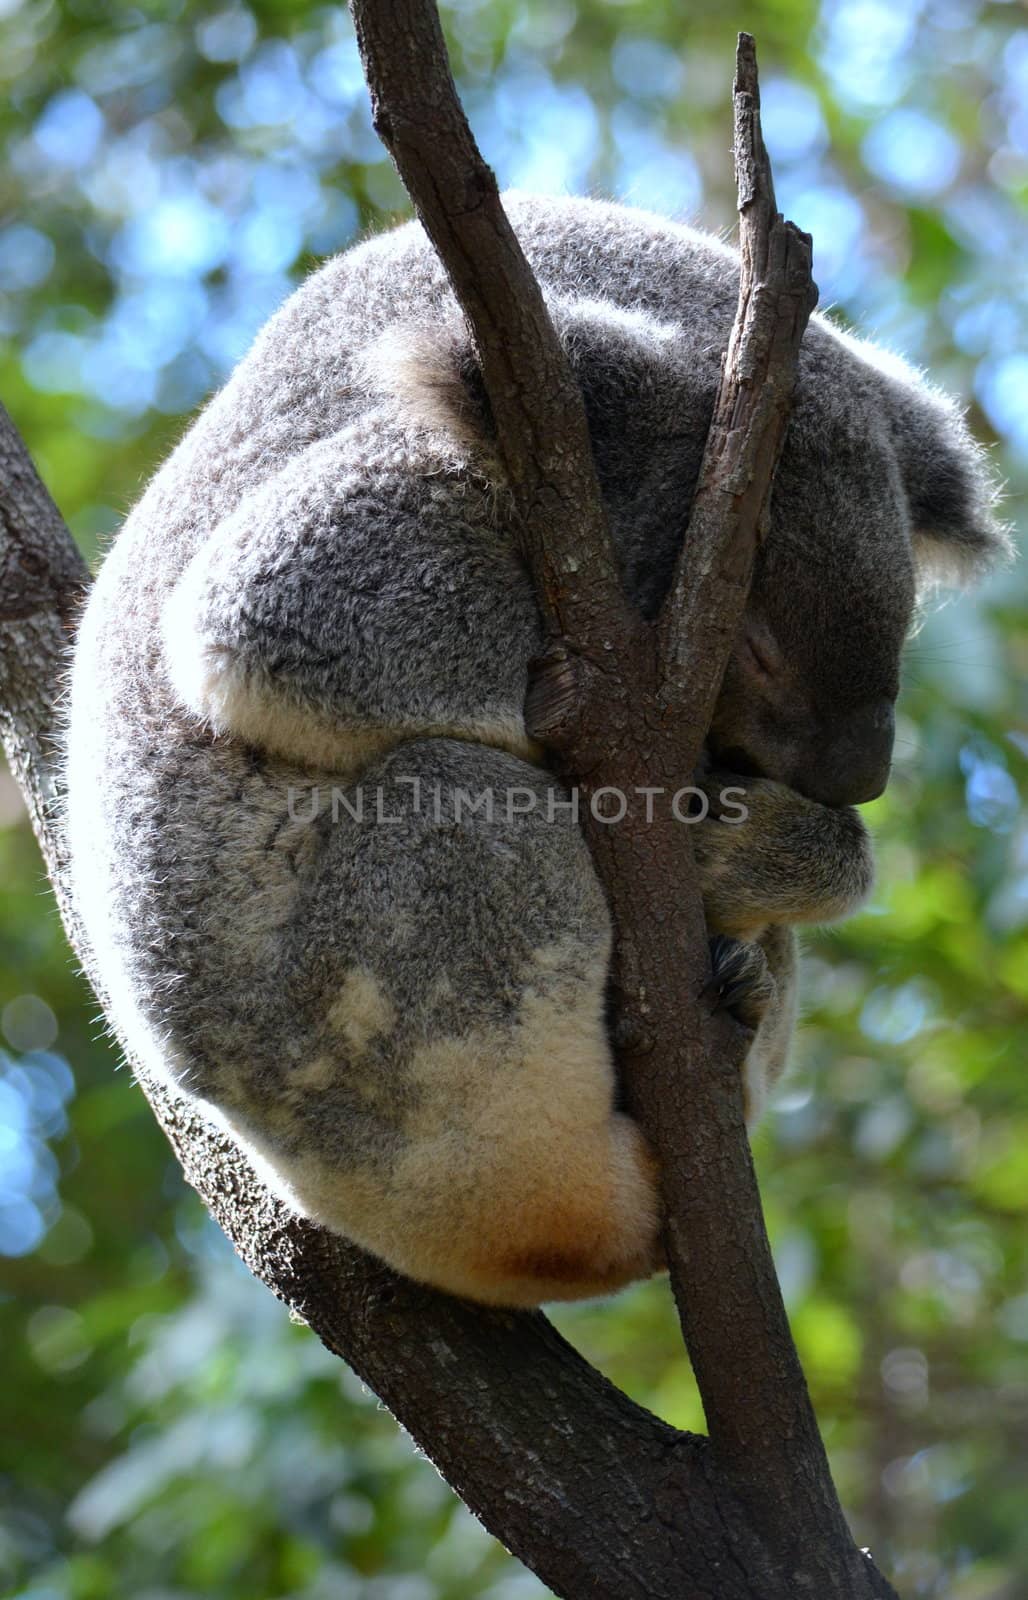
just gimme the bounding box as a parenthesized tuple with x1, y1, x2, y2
(1, 1, 1025, 1596)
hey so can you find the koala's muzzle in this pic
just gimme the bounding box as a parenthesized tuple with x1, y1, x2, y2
(795, 698, 895, 807)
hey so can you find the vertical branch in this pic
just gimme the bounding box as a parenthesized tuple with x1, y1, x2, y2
(657, 35, 818, 724)
(348, 0, 631, 655)
(350, 7, 885, 1589)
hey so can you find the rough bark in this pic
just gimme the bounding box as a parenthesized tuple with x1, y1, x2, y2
(0, 15, 901, 1600)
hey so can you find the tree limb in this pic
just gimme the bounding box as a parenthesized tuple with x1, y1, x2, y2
(351, 5, 882, 1589)
(0, 15, 900, 1598)
(350, 0, 630, 657)
(658, 35, 818, 721)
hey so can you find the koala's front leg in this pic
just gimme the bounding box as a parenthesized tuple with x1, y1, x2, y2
(695, 771, 874, 939)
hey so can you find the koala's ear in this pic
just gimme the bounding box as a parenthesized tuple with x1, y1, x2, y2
(875, 353, 1013, 590)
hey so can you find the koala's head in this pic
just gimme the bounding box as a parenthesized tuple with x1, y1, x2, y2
(368, 265, 1009, 812)
(705, 328, 1009, 806)
(559, 298, 1010, 809)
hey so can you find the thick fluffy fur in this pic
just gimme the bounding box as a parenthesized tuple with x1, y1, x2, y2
(65, 195, 1006, 1306)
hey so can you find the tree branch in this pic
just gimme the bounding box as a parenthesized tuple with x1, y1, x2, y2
(658, 35, 818, 722)
(0, 14, 900, 1598)
(349, 0, 630, 659)
(350, 8, 894, 1593)
(351, 0, 853, 1565)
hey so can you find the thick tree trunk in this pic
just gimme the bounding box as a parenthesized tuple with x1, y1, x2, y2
(0, 14, 901, 1598)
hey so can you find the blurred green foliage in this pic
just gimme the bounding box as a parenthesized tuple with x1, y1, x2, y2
(0, 0, 1025, 1597)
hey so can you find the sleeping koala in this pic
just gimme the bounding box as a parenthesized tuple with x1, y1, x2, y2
(65, 194, 1005, 1306)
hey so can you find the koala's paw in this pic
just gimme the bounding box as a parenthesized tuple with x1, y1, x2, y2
(704, 935, 775, 1031)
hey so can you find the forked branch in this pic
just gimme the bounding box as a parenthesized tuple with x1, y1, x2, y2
(0, 12, 898, 1597)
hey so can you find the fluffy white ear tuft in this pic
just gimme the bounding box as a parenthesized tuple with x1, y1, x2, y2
(878, 357, 1012, 592)
(834, 326, 1014, 593)
(912, 514, 1015, 595)
(905, 406, 1013, 594)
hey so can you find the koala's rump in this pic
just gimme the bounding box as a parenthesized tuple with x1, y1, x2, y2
(69, 724, 617, 1255)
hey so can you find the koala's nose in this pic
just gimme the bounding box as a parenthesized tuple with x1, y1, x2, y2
(797, 698, 896, 808)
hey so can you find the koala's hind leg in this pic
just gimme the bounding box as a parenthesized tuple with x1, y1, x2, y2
(257, 737, 662, 1308)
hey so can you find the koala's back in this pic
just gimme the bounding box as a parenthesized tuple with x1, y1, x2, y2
(112, 192, 736, 582)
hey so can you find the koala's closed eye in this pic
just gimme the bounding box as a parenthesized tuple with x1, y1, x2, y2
(742, 632, 778, 682)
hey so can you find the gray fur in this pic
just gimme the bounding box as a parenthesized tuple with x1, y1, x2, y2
(64, 194, 1008, 1304)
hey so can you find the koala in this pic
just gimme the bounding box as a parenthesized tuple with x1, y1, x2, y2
(64, 193, 1006, 1307)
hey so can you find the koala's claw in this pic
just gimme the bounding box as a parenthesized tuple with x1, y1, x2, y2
(704, 935, 775, 1031)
